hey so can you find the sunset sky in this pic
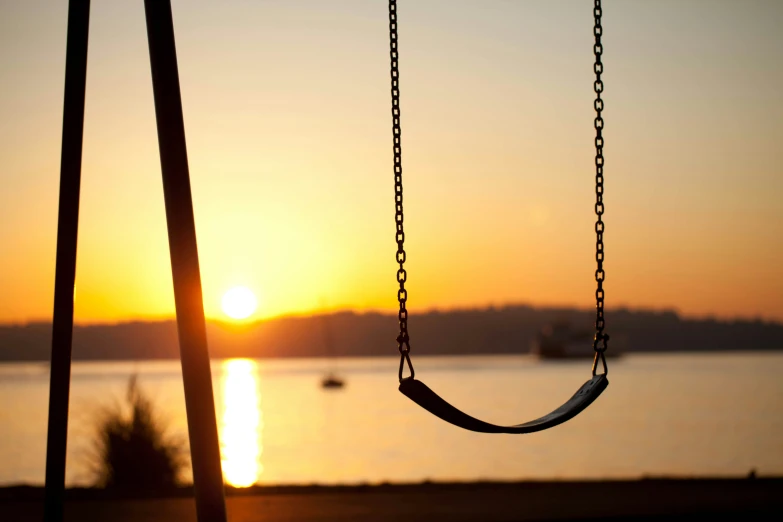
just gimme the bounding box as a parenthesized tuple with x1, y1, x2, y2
(0, 0, 781, 324)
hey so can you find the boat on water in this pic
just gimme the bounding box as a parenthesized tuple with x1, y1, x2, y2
(319, 311, 346, 390)
(531, 321, 624, 359)
(321, 373, 345, 389)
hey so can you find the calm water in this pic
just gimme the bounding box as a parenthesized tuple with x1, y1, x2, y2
(1, 353, 782, 487)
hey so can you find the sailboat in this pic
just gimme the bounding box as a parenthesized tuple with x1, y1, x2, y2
(321, 373, 344, 389)
(320, 312, 345, 389)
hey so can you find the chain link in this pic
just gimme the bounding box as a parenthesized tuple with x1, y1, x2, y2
(389, 0, 607, 379)
(592, 0, 609, 376)
(389, 0, 414, 381)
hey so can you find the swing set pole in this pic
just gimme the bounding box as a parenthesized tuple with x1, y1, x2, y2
(44, 2, 226, 520)
(43, 1, 90, 521)
(143, 1, 227, 521)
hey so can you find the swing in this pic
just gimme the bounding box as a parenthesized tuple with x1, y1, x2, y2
(387, 0, 610, 434)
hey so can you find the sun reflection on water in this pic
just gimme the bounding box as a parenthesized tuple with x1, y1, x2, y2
(220, 359, 262, 487)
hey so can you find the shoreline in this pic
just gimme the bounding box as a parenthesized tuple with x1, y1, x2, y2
(4, 306, 782, 362)
(2, 475, 780, 498)
(1, 349, 782, 365)
(3, 477, 781, 521)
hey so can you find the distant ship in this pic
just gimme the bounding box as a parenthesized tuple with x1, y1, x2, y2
(321, 373, 345, 389)
(319, 312, 345, 390)
(531, 321, 624, 359)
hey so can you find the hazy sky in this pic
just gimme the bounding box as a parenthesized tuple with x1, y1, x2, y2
(0, 0, 781, 324)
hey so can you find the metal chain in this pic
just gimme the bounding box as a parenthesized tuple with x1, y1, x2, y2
(389, 0, 414, 381)
(389, 0, 607, 379)
(592, 0, 609, 376)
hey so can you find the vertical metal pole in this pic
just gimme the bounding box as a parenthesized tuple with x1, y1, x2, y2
(143, 2, 227, 521)
(43, 1, 90, 521)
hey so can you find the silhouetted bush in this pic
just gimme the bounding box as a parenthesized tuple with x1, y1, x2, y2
(89, 375, 188, 491)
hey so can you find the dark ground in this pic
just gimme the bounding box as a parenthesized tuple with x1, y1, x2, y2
(3, 478, 782, 521)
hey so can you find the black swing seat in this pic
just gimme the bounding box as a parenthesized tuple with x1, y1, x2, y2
(399, 374, 608, 434)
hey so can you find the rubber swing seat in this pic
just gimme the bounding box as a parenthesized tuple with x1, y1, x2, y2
(399, 373, 608, 434)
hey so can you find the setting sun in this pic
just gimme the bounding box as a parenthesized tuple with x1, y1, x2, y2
(221, 287, 258, 320)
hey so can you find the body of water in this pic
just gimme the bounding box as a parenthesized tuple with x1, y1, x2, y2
(0, 353, 781, 487)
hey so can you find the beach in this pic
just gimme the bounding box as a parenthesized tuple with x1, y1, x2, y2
(3, 478, 781, 521)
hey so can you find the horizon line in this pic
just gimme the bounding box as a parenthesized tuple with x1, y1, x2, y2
(2, 302, 779, 329)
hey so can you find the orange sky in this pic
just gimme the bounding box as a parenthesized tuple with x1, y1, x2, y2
(0, 0, 781, 325)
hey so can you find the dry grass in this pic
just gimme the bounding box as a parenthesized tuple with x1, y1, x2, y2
(88, 375, 188, 492)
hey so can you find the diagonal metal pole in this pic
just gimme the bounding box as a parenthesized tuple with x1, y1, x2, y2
(43, 1, 90, 521)
(143, 1, 227, 521)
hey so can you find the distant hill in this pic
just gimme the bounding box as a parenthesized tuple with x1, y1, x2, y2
(1, 305, 782, 362)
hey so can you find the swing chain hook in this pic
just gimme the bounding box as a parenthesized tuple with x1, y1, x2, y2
(398, 331, 414, 382)
(592, 333, 609, 377)
(390, 0, 414, 382)
(592, 0, 609, 377)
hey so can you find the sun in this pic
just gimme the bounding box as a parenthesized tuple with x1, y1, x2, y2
(221, 286, 258, 320)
